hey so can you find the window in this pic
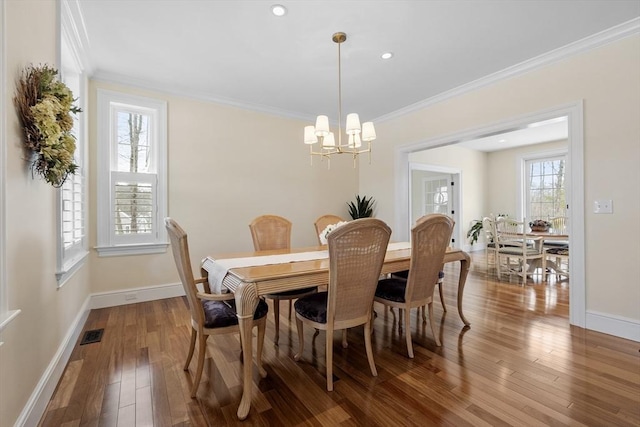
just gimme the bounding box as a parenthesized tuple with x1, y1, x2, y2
(96, 90, 167, 256)
(55, 8, 89, 286)
(524, 153, 567, 220)
(422, 176, 450, 215)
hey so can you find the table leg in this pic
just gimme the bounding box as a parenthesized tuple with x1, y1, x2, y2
(457, 253, 471, 326)
(235, 282, 259, 420)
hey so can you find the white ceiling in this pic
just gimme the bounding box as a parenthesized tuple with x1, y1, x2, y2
(457, 117, 569, 152)
(76, 0, 639, 126)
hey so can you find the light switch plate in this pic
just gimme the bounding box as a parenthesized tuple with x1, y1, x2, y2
(594, 199, 613, 214)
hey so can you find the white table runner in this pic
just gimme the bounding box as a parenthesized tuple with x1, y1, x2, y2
(207, 241, 411, 293)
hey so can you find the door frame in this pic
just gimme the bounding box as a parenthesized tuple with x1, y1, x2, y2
(408, 163, 462, 248)
(394, 101, 585, 328)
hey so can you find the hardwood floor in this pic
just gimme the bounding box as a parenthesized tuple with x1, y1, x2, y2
(40, 253, 640, 426)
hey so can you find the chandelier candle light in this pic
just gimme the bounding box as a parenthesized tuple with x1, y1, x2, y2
(303, 32, 376, 168)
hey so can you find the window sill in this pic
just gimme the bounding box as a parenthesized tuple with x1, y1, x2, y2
(95, 242, 169, 257)
(57, 250, 89, 288)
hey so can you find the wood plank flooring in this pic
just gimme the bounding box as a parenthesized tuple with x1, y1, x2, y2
(39, 253, 640, 426)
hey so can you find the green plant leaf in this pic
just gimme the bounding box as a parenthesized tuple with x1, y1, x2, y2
(347, 195, 375, 219)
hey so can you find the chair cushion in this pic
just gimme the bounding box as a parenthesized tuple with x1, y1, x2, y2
(294, 292, 328, 324)
(546, 247, 569, 255)
(265, 286, 317, 299)
(544, 241, 569, 248)
(375, 277, 407, 303)
(202, 298, 268, 329)
(498, 247, 541, 256)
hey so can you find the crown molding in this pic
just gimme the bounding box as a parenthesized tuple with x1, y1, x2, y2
(375, 17, 640, 123)
(60, 0, 92, 73)
(90, 71, 316, 123)
(89, 17, 638, 125)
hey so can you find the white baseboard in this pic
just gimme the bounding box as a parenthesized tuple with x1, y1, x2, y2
(586, 311, 640, 342)
(16, 296, 91, 427)
(15, 282, 184, 426)
(90, 282, 185, 309)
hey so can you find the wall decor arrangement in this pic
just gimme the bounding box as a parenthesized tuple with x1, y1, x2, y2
(14, 64, 81, 187)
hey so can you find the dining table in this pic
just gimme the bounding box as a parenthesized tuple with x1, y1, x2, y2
(201, 242, 471, 420)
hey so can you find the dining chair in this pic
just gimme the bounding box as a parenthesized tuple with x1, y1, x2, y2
(544, 216, 569, 248)
(293, 218, 391, 391)
(165, 218, 268, 398)
(249, 215, 317, 344)
(482, 215, 499, 271)
(546, 246, 570, 280)
(391, 213, 449, 314)
(314, 214, 345, 245)
(375, 214, 454, 357)
(495, 217, 546, 284)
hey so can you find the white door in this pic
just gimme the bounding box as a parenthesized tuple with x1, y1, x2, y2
(418, 174, 459, 247)
(422, 175, 451, 216)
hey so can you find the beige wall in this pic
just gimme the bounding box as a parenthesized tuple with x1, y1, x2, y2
(360, 35, 640, 321)
(1, 1, 92, 426)
(409, 144, 487, 249)
(486, 140, 568, 217)
(88, 81, 358, 294)
(1, 2, 638, 425)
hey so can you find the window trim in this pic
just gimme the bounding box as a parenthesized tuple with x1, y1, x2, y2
(517, 148, 568, 221)
(96, 89, 168, 256)
(56, 16, 89, 286)
(0, 0, 21, 336)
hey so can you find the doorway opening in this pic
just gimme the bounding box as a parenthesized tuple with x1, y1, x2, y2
(394, 101, 585, 328)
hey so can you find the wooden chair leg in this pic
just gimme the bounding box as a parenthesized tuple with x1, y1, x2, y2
(404, 306, 413, 358)
(184, 328, 197, 371)
(293, 317, 304, 361)
(438, 282, 447, 312)
(190, 335, 208, 398)
(428, 302, 441, 346)
(273, 299, 280, 344)
(326, 329, 334, 391)
(364, 317, 378, 377)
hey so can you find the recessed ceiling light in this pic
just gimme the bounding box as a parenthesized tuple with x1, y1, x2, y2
(381, 52, 393, 60)
(271, 4, 287, 17)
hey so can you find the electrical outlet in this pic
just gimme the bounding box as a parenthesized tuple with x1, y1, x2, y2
(593, 199, 613, 214)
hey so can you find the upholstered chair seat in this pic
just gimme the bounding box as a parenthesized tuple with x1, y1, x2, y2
(202, 299, 269, 329)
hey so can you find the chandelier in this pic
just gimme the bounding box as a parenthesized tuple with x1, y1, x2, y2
(303, 32, 376, 168)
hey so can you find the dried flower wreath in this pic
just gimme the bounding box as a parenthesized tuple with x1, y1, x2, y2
(14, 64, 81, 187)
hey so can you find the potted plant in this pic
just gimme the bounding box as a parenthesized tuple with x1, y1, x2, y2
(466, 214, 508, 245)
(347, 195, 375, 219)
(467, 220, 484, 245)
